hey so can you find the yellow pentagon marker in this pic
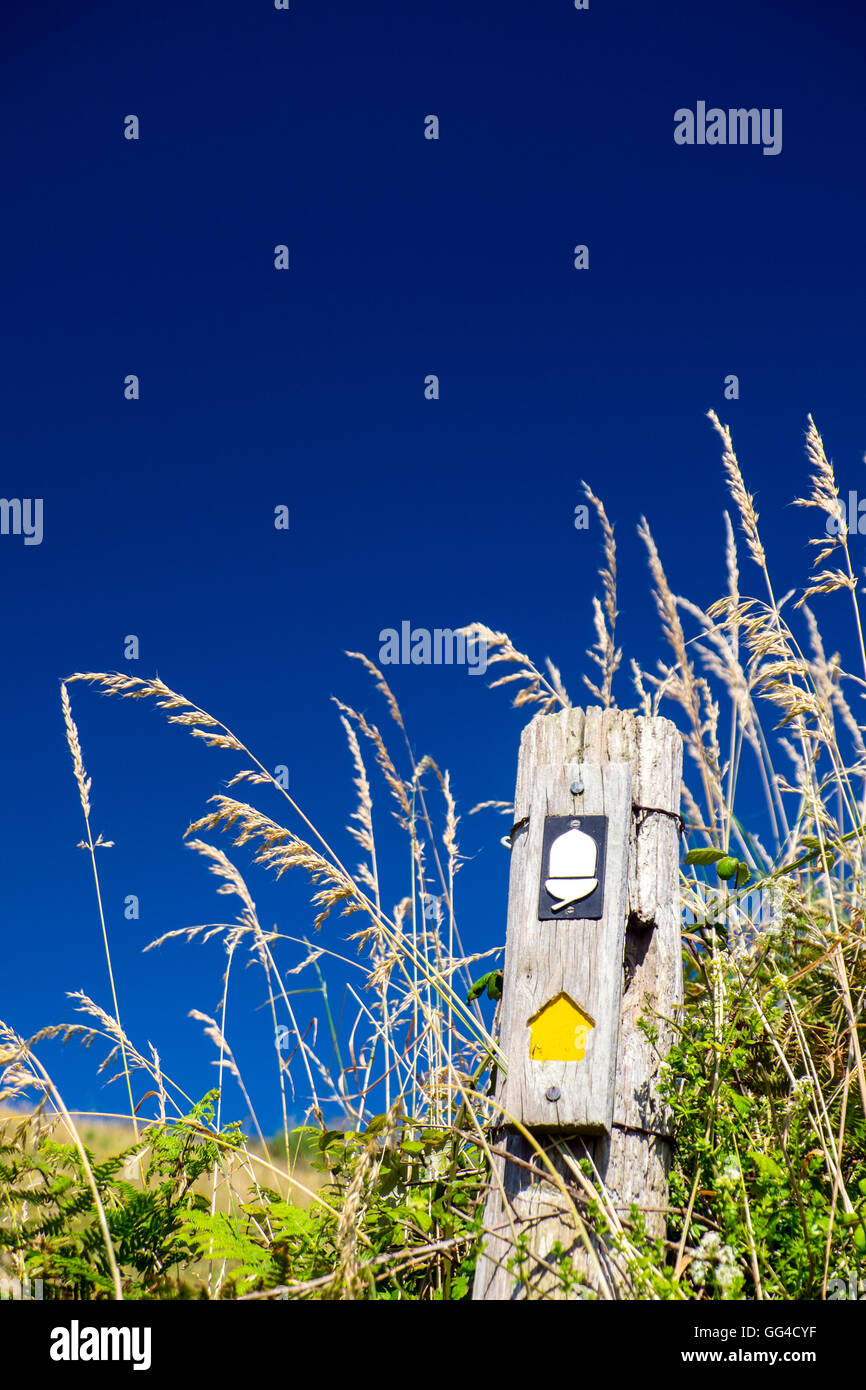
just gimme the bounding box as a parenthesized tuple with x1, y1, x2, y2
(528, 993, 594, 1063)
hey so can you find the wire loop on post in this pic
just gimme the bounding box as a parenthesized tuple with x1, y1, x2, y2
(632, 803, 685, 836)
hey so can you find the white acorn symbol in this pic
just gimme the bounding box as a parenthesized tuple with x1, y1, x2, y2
(544, 826, 598, 909)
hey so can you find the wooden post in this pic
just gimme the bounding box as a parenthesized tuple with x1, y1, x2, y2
(472, 707, 683, 1300)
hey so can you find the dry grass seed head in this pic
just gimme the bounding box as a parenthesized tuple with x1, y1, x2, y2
(61, 683, 92, 819)
(707, 410, 766, 569)
(456, 623, 571, 714)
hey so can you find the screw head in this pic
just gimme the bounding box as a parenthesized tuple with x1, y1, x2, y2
(545, 1085, 561, 1103)
(570, 780, 584, 796)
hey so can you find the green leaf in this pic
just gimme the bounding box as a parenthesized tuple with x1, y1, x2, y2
(419, 1130, 449, 1150)
(716, 856, 739, 881)
(466, 971, 500, 1004)
(735, 862, 751, 888)
(364, 1115, 389, 1136)
(318, 1129, 346, 1151)
(377, 1168, 401, 1197)
(748, 1150, 785, 1181)
(684, 848, 727, 865)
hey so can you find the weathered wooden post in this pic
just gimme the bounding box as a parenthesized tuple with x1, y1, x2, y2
(473, 707, 683, 1300)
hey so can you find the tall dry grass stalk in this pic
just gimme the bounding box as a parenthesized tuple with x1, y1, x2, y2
(60, 683, 137, 1141)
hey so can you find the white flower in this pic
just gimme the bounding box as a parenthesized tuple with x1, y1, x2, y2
(716, 1157, 741, 1189)
(691, 1230, 743, 1297)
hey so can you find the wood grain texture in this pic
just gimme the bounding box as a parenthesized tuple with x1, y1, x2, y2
(496, 761, 632, 1132)
(473, 707, 683, 1300)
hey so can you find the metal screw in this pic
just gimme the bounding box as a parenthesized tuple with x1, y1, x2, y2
(545, 1085, 561, 1103)
(570, 780, 584, 796)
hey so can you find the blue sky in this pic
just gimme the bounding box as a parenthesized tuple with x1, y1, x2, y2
(2, 0, 865, 1136)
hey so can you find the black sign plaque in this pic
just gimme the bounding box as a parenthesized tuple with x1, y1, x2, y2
(537, 814, 608, 921)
